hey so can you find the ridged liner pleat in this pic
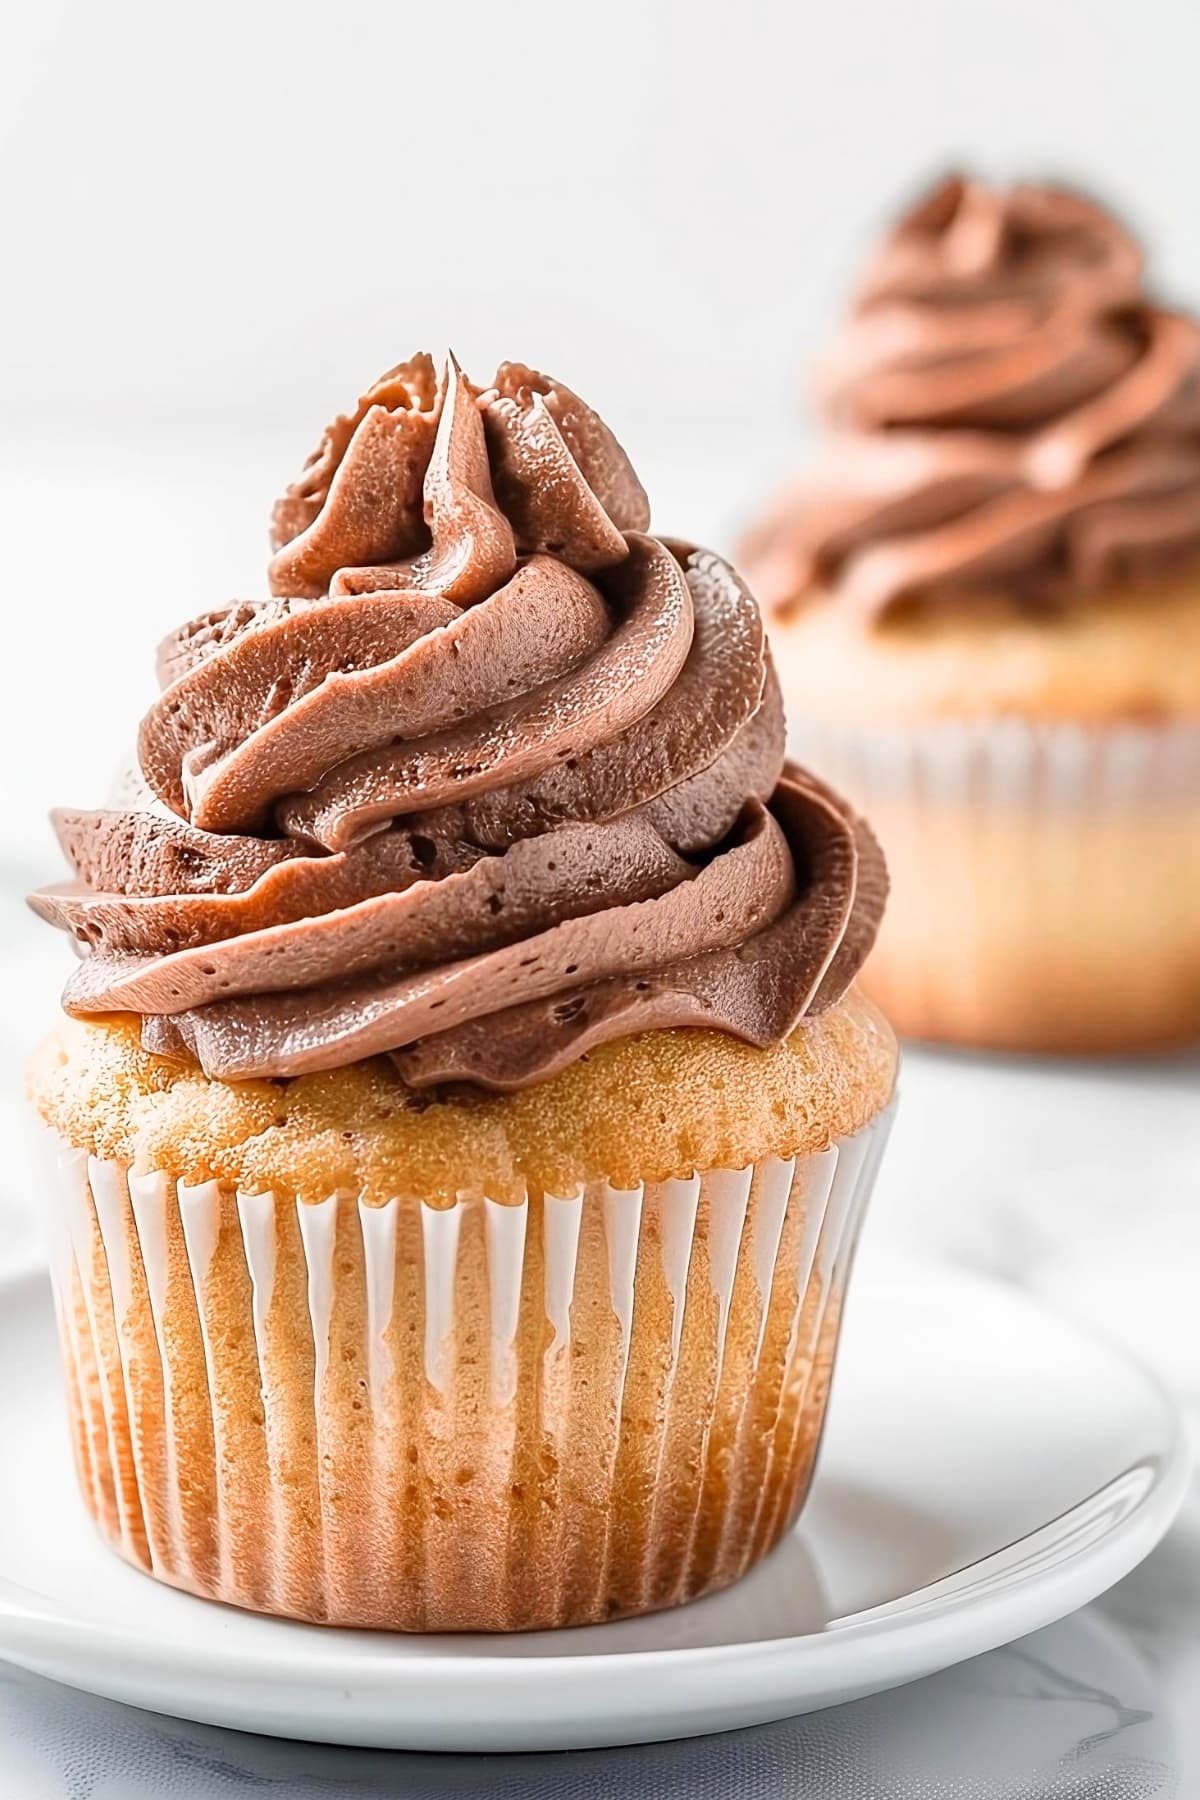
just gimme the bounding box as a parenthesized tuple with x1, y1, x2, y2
(37, 1102, 894, 1632)
(790, 716, 1200, 1049)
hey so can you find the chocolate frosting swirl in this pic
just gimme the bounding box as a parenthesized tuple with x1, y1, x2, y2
(742, 175, 1200, 618)
(31, 353, 885, 1089)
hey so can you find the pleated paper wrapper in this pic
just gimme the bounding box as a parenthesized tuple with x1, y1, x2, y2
(788, 714, 1200, 1051)
(38, 1102, 894, 1633)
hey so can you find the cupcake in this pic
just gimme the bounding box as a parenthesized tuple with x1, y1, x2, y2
(741, 175, 1200, 1054)
(27, 351, 896, 1631)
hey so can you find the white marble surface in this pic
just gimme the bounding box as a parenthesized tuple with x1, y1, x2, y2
(874, 1043, 1200, 1404)
(0, 1587, 1187, 1797)
(3, 439, 1199, 1792)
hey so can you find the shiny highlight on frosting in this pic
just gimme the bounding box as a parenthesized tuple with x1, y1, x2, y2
(32, 353, 885, 1088)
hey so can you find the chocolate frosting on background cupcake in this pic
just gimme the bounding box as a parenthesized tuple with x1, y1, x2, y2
(32, 353, 885, 1089)
(743, 174, 1200, 619)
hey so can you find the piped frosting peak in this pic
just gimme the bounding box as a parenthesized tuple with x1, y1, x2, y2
(33, 352, 885, 1088)
(742, 175, 1200, 619)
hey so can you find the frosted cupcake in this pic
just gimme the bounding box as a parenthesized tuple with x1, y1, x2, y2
(28, 351, 895, 1631)
(741, 176, 1200, 1053)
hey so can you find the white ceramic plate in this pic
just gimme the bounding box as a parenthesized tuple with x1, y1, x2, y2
(0, 1253, 1187, 1752)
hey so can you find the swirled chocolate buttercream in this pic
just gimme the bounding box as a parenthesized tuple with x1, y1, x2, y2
(742, 175, 1200, 619)
(31, 353, 885, 1088)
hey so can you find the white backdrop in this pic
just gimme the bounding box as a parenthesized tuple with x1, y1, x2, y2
(7, 0, 1200, 823)
(5, 0, 1200, 450)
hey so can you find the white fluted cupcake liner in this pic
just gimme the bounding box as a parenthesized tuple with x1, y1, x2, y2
(789, 715, 1200, 1051)
(36, 1102, 894, 1633)
(791, 715, 1200, 808)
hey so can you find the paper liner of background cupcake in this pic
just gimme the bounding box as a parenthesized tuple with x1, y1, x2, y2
(27, 352, 897, 1631)
(741, 173, 1200, 1055)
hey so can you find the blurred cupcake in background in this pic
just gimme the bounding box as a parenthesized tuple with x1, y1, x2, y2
(741, 174, 1200, 1054)
(27, 351, 895, 1633)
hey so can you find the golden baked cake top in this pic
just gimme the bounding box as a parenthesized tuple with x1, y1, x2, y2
(30, 993, 897, 1207)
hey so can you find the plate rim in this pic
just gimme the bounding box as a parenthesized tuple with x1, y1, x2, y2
(0, 1255, 1190, 1746)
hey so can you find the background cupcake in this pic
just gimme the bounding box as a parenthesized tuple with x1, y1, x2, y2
(28, 352, 895, 1632)
(741, 174, 1200, 1054)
